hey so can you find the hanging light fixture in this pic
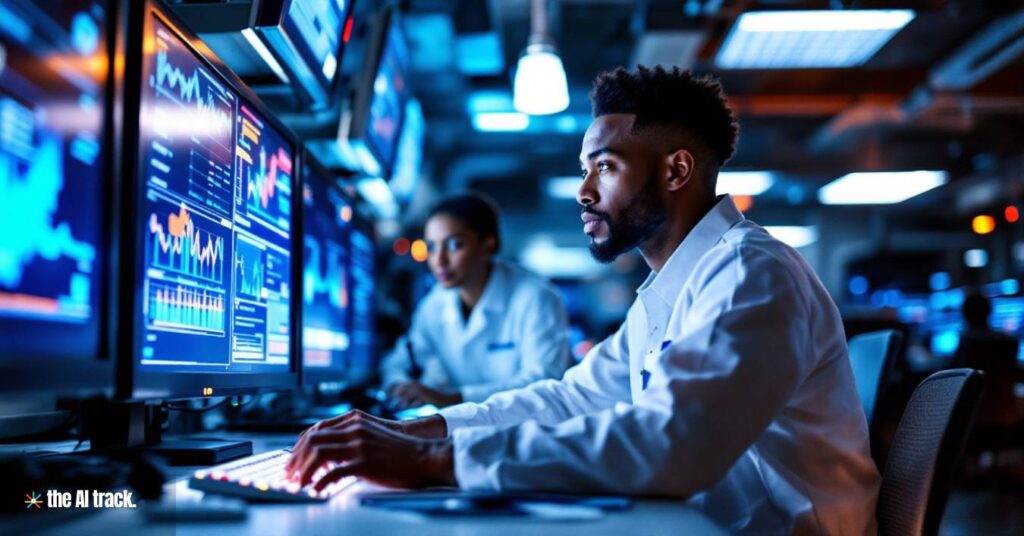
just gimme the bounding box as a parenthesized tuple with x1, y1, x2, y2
(513, 0, 569, 115)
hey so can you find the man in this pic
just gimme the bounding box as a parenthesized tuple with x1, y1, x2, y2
(286, 66, 881, 534)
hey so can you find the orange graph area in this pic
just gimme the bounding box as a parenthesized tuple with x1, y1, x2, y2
(0, 291, 61, 314)
(148, 202, 223, 270)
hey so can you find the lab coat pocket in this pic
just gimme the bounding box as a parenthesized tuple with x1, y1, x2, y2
(484, 342, 520, 379)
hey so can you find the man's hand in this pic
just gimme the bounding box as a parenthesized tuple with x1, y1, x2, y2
(284, 411, 455, 491)
(390, 381, 463, 408)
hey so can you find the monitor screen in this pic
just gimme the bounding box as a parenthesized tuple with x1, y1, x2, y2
(346, 214, 376, 387)
(389, 98, 424, 203)
(133, 12, 293, 382)
(0, 0, 108, 361)
(301, 160, 354, 382)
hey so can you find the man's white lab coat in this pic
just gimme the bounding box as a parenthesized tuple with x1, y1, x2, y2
(440, 196, 881, 534)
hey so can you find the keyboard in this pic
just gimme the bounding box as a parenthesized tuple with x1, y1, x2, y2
(189, 448, 357, 502)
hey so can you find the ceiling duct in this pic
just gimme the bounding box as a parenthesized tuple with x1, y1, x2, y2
(930, 10, 1024, 91)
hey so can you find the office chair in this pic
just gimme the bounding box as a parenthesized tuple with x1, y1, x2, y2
(848, 329, 904, 425)
(876, 368, 984, 536)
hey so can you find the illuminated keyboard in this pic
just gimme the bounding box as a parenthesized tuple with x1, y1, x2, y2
(189, 448, 356, 502)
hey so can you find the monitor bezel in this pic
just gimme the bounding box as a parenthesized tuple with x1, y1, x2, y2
(117, 0, 301, 401)
(0, 0, 122, 400)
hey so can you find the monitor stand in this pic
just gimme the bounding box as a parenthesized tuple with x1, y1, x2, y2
(81, 400, 251, 466)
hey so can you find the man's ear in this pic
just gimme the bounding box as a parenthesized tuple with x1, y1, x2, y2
(665, 148, 695, 193)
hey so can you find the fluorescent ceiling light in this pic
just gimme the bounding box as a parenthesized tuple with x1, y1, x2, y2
(716, 171, 775, 196)
(472, 112, 529, 132)
(818, 170, 947, 205)
(547, 176, 581, 199)
(764, 226, 819, 249)
(716, 10, 915, 69)
(513, 45, 570, 115)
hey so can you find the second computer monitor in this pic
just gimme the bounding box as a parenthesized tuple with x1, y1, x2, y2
(301, 157, 376, 389)
(126, 1, 298, 399)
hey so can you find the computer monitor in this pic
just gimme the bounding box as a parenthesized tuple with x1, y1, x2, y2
(389, 98, 424, 204)
(345, 6, 410, 179)
(301, 154, 358, 388)
(251, 0, 358, 109)
(121, 0, 299, 400)
(346, 206, 377, 388)
(0, 0, 117, 398)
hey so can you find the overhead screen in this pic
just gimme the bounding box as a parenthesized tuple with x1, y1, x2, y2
(343, 8, 410, 180)
(0, 0, 109, 360)
(254, 0, 356, 108)
(134, 13, 293, 376)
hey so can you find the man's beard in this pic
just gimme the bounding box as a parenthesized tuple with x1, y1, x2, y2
(585, 173, 666, 264)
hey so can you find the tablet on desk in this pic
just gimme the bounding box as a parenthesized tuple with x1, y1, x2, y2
(359, 490, 633, 516)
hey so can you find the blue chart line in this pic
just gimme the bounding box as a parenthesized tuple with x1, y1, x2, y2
(152, 47, 233, 139)
(235, 238, 264, 300)
(148, 280, 225, 334)
(303, 237, 347, 309)
(0, 128, 96, 320)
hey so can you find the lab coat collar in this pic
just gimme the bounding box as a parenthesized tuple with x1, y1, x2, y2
(443, 260, 511, 334)
(638, 195, 745, 306)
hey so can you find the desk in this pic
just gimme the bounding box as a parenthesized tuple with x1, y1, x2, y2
(26, 434, 729, 536)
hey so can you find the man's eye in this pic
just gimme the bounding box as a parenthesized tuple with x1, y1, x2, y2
(580, 169, 587, 178)
(445, 239, 462, 251)
(597, 161, 611, 172)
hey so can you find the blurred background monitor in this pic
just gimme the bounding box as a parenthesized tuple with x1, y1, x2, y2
(344, 5, 410, 180)
(0, 0, 117, 398)
(301, 153, 359, 390)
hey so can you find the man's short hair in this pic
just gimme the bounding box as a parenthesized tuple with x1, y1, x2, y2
(590, 65, 739, 168)
(426, 192, 502, 253)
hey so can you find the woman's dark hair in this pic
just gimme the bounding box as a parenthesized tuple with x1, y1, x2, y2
(426, 192, 501, 252)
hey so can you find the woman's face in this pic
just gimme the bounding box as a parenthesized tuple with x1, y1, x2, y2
(424, 213, 494, 289)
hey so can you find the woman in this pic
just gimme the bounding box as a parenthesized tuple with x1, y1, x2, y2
(380, 192, 571, 408)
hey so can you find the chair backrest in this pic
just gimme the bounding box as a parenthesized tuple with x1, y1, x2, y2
(848, 329, 903, 424)
(877, 368, 984, 536)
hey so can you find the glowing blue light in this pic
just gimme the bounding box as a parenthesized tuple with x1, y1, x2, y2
(929, 272, 951, 291)
(848, 275, 869, 296)
(931, 330, 960, 356)
(70, 13, 99, 55)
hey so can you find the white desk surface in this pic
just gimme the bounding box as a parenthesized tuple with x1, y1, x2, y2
(25, 433, 729, 536)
